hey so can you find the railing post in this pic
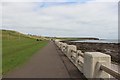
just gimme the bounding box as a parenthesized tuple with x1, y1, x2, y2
(59, 42, 62, 49)
(66, 45, 77, 60)
(83, 52, 111, 78)
(61, 43, 66, 52)
(62, 43, 68, 54)
(76, 50, 84, 73)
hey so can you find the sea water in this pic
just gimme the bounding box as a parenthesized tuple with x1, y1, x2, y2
(71, 39, 119, 43)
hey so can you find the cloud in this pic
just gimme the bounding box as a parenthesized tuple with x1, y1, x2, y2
(1, 0, 118, 39)
(1, 0, 119, 2)
(0, 3, 2, 28)
(1, 0, 72, 2)
(93, 0, 119, 2)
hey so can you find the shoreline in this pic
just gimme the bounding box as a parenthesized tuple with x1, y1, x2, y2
(62, 41, 119, 64)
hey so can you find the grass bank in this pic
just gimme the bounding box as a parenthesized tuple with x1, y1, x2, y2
(56, 37, 99, 41)
(1, 30, 48, 74)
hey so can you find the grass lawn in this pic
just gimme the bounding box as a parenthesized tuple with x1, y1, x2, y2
(1, 30, 48, 74)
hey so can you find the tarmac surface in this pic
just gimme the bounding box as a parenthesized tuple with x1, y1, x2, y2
(3, 41, 86, 79)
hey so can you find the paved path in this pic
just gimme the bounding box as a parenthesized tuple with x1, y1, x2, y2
(3, 41, 86, 79)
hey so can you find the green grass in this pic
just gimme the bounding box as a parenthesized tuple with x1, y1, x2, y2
(1, 30, 48, 74)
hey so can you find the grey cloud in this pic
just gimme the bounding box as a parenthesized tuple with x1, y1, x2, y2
(2, 1, 118, 39)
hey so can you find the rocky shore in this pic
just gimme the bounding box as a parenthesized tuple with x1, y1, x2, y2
(62, 41, 120, 64)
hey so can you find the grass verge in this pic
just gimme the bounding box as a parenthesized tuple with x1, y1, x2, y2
(2, 30, 48, 74)
(3, 40, 48, 75)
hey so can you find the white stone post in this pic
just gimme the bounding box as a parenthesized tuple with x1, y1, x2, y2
(66, 45, 77, 60)
(58, 42, 62, 49)
(83, 52, 111, 78)
(61, 43, 64, 52)
(76, 50, 84, 73)
(62, 43, 68, 54)
(60, 43, 63, 51)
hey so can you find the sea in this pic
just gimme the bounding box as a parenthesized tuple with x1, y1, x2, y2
(71, 39, 119, 43)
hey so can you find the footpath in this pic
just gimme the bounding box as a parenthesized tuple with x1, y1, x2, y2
(3, 41, 86, 79)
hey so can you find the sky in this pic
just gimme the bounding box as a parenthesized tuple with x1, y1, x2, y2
(0, 0, 119, 39)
